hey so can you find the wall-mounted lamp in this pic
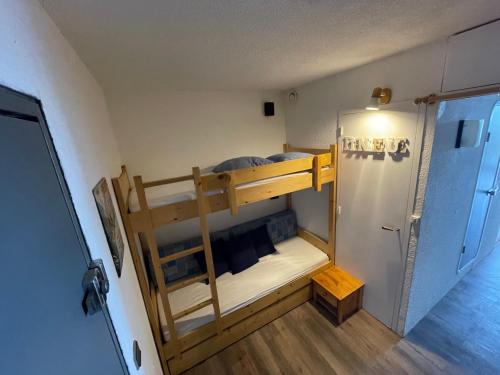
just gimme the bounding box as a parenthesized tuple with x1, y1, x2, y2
(366, 87, 392, 110)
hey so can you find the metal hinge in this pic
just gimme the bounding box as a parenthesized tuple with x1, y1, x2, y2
(382, 225, 400, 232)
(486, 132, 491, 142)
(410, 214, 421, 225)
(461, 245, 466, 254)
(0, 108, 39, 122)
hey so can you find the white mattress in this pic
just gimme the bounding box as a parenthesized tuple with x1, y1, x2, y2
(157, 236, 329, 340)
(129, 171, 314, 212)
(129, 182, 199, 212)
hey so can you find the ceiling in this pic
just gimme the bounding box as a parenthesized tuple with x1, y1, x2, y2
(40, 0, 500, 91)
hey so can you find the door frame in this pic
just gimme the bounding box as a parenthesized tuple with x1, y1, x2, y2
(0, 84, 129, 374)
(336, 101, 426, 333)
(457, 100, 500, 273)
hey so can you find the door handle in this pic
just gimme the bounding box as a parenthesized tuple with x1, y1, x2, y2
(486, 186, 498, 196)
(382, 225, 400, 232)
(81, 259, 109, 315)
(82, 272, 106, 315)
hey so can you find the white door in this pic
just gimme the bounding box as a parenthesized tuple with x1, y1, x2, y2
(459, 101, 500, 270)
(337, 103, 422, 329)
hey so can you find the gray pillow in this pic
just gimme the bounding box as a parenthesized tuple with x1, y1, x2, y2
(212, 156, 273, 173)
(267, 152, 313, 162)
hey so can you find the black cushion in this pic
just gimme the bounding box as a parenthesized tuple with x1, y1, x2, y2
(250, 225, 276, 258)
(194, 239, 230, 279)
(227, 233, 259, 274)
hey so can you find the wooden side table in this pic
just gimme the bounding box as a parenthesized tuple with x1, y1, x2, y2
(312, 266, 364, 325)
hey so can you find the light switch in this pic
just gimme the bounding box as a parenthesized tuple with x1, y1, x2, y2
(456, 119, 484, 148)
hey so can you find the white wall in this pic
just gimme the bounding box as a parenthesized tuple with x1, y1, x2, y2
(0, 1, 161, 373)
(285, 21, 500, 335)
(108, 90, 285, 180)
(107, 90, 287, 244)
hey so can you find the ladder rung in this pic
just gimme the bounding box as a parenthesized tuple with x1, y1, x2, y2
(166, 273, 208, 293)
(172, 298, 213, 320)
(160, 245, 204, 264)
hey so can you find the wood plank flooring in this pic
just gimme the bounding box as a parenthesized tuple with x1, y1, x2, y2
(184, 247, 500, 375)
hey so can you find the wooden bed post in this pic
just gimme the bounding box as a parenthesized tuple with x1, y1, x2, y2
(313, 155, 321, 192)
(328, 144, 338, 263)
(112, 167, 170, 375)
(283, 143, 293, 209)
(192, 167, 223, 335)
(133, 175, 181, 358)
(226, 173, 239, 216)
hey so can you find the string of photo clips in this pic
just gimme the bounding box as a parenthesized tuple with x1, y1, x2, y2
(342, 137, 410, 153)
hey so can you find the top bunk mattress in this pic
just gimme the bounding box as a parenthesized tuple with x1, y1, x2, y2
(157, 235, 329, 341)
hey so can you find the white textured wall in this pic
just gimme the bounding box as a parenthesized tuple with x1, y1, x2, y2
(108, 90, 287, 244)
(0, 1, 161, 373)
(108, 90, 285, 180)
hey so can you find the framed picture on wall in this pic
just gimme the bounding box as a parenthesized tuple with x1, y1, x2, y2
(93, 177, 124, 277)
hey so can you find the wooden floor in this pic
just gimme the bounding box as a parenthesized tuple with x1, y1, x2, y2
(184, 247, 500, 375)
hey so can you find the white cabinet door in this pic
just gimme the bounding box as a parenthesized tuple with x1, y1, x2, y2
(443, 21, 500, 92)
(337, 103, 421, 329)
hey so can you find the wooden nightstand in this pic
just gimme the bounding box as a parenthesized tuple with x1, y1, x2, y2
(312, 266, 364, 325)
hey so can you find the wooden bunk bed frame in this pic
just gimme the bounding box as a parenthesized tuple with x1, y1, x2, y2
(112, 144, 338, 375)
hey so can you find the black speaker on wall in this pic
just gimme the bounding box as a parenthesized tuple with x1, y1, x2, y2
(264, 102, 275, 117)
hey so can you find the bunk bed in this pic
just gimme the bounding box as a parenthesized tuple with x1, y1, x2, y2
(112, 144, 338, 375)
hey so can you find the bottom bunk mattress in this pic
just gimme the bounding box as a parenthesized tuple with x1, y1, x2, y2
(157, 236, 329, 341)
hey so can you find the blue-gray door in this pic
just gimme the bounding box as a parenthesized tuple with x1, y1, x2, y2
(0, 87, 127, 374)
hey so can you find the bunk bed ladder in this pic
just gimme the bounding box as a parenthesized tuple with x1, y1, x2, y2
(134, 169, 224, 359)
(133, 175, 182, 358)
(192, 167, 223, 335)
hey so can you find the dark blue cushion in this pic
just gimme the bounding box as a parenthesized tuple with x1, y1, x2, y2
(158, 209, 297, 282)
(266, 209, 298, 244)
(250, 225, 276, 258)
(227, 233, 259, 274)
(212, 156, 273, 173)
(194, 239, 230, 278)
(267, 152, 313, 162)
